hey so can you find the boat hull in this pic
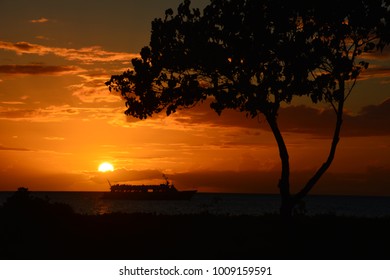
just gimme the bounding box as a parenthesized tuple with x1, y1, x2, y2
(101, 190, 197, 200)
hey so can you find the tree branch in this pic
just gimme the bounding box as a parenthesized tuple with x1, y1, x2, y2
(329, 99, 338, 114)
(295, 79, 345, 201)
(344, 77, 357, 102)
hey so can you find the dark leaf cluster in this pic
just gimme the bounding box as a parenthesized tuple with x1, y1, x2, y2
(106, 0, 389, 120)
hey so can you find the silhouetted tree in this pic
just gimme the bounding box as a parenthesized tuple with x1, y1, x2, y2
(106, 0, 390, 218)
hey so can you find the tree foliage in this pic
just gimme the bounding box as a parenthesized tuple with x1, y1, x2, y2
(107, 0, 390, 216)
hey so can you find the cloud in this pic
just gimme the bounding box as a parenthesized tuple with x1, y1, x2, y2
(0, 40, 138, 63)
(70, 70, 122, 103)
(30, 17, 49, 23)
(166, 98, 390, 138)
(71, 84, 122, 103)
(302, 166, 390, 196)
(0, 64, 83, 76)
(167, 168, 390, 195)
(1, 101, 25, 105)
(0, 145, 32, 152)
(0, 103, 125, 123)
(43, 137, 65, 141)
(0, 104, 80, 122)
(278, 99, 390, 137)
(0, 170, 89, 191)
(361, 47, 390, 60)
(346, 98, 390, 136)
(128, 101, 262, 131)
(277, 105, 335, 136)
(171, 170, 277, 193)
(173, 104, 261, 129)
(35, 35, 50, 41)
(359, 66, 390, 81)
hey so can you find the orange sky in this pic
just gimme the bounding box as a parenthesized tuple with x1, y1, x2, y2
(0, 0, 389, 194)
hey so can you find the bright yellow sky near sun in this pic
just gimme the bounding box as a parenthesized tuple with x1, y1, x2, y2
(0, 0, 389, 194)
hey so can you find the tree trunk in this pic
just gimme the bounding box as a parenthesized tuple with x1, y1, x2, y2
(266, 81, 345, 219)
(266, 114, 293, 219)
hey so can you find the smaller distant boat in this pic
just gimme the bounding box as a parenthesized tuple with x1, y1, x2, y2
(101, 175, 197, 200)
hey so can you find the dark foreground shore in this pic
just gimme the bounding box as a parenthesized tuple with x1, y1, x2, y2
(1, 190, 389, 259)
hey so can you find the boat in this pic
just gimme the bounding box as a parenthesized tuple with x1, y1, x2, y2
(101, 176, 197, 200)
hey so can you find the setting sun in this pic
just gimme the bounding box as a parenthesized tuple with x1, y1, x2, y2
(98, 162, 114, 172)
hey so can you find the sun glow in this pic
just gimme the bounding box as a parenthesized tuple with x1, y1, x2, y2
(98, 162, 114, 172)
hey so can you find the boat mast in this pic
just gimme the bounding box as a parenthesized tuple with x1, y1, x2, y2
(162, 173, 169, 185)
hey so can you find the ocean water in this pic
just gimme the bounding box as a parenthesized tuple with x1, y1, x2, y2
(1, 192, 390, 217)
